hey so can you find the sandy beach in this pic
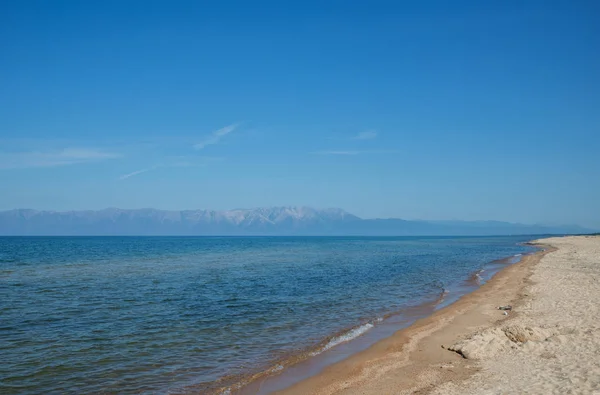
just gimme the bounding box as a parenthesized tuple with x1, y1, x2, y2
(272, 236, 600, 395)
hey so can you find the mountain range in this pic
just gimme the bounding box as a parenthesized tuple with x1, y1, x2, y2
(0, 207, 593, 236)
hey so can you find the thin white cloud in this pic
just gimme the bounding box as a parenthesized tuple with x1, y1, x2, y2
(352, 130, 378, 140)
(193, 123, 238, 150)
(118, 161, 209, 180)
(0, 148, 120, 169)
(119, 166, 160, 180)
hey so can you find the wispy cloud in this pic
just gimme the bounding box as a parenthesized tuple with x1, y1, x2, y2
(119, 166, 160, 180)
(352, 130, 378, 140)
(118, 160, 209, 180)
(0, 148, 120, 169)
(193, 123, 238, 150)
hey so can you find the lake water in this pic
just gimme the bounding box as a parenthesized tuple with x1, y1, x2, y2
(0, 236, 537, 394)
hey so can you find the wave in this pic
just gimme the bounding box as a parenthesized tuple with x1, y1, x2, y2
(213, 322, 378, 394)
(507, 253, 525, 264)
(467, 269, 484, 286)
(475, 269, 483, 284)
(310, 322, 374, 356)
(435, 288, 450, 306)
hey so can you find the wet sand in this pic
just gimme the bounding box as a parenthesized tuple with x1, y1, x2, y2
(263, 240, 553, 394)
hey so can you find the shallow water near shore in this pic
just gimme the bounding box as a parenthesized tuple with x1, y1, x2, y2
(0, 236, 537, 394)
(235, 251, 534, 395)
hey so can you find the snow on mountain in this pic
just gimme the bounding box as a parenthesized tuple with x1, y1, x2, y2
(0, 207, 592, 236)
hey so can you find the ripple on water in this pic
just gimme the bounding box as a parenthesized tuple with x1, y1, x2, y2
(0, 236, 536, 394)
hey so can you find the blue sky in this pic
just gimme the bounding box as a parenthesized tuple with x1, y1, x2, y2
(1, 1, 599, 228)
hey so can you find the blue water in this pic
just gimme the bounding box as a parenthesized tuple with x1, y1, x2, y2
(0, 236, 536, 394)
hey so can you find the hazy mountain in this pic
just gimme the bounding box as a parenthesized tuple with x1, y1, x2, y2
(0, 207, 593, 236)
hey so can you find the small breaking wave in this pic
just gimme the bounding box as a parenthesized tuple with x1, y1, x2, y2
(467, 269, 484, 286)
(507, 253, 524, 264)
(213, 323, 377, 394)
(435, 288, 450, 306)
(310, 322, 375, 356)
(475, 270, 483, 284)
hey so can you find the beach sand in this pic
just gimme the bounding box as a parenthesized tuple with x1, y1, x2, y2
(273, 236, 600, 395)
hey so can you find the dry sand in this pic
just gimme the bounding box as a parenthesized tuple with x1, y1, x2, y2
(434, 236, 600, 395)
(275, 236, 600, 395)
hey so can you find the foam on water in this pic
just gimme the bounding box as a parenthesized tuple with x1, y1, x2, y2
(311, 322, 375, 356)
(474, 269, 484, 284)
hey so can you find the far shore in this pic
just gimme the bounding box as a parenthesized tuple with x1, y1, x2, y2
(237, 235, 599, 394)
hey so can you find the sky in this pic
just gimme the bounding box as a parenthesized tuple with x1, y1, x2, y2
(1, 1, 599, 228)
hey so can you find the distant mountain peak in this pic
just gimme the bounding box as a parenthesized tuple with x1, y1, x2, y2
(0, 207, 593, 236)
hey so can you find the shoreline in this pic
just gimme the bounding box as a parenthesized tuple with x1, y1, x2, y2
(267, 242, 553, 395)
(223, 244, 542, 395)
(253, 242, 550, 394)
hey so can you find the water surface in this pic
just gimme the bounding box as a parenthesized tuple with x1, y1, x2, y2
(0, 236, 536, 394)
